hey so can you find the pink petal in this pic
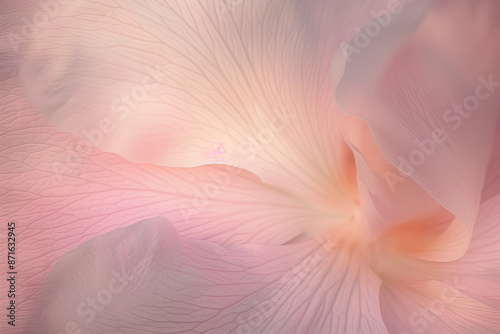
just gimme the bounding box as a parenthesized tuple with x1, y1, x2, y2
(28, 217, 388, 333)
(380, 280, 500, 334)
(482, 128, 500, 203)
(343, 115, 443, 226)
(0, 57, 322, 331)
(378, 194, 500, 333)
(330, 2, 471, 262)
(4, 0, 414, 210)
(434, 194, 500, 306)
(344, 116, 470, 262)
(336, 0, 500, 237)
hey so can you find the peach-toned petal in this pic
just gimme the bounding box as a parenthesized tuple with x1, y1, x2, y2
(378, 194, 500, 333)
(482, 128, 500, 203)
(3, 0, 418, 211)
(344, 116, 470, 262)
(329, 2, 472, 262)
(28, 217, 388, 333)
(380, 280, 500, 334)
(0, 58, 323, 331)
(430, 194, 500, 306)
(336, 0, 500, 238)
(343, 115, 443, 227)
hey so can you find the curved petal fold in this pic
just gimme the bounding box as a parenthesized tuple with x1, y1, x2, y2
(28, 216, 388, 334)
(344, 116, 470, 262)
(482, 125, 500, 203)
(0, 57, 321, 331)
(336, 0, 500, 237)
(378, 194, 500, 333)
(6, 0, 417, 209)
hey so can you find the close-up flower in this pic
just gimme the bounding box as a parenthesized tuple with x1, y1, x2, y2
(1, 0, 500, 333)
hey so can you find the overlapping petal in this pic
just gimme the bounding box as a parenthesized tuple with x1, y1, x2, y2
(29, 216, 388, 334)
(7, 0, 419, 212)
(0, 57, 325, 331)
(378, 194, 500, 333)
(0, 0, 499, 333)
(343, 115, 470, 262)
(335, 0, 500, 240)
(482, 127, 500, 203)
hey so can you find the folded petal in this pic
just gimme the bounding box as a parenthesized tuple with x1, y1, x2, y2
(5, 0, 415, 211)
(336, 0, 500, 237)
(432, 194, 500, 306)
(378, 194, 500, 333)
(329, 2, 472, 262)
(482, 126, 500, 203)
(343, 115, 443, 226)
(28, 216, 387, 334)
(0, 57, 322, 329)
(380, 279, 500, 334)
(344, 116, 470, 262)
